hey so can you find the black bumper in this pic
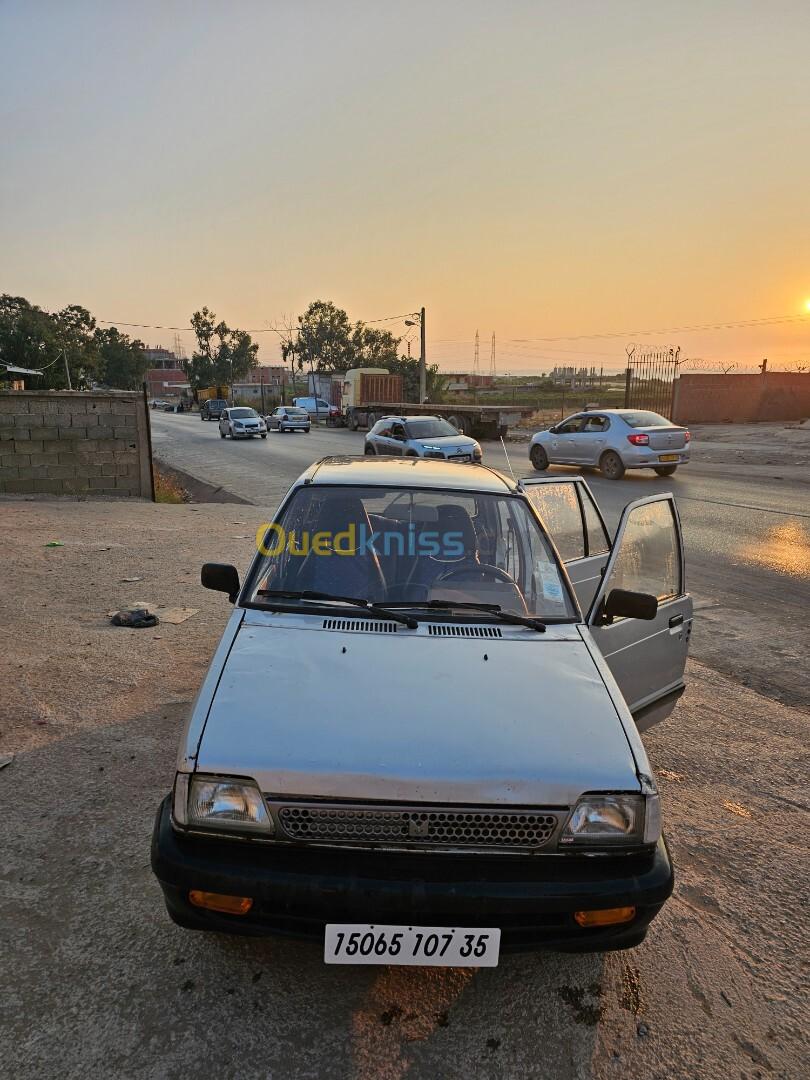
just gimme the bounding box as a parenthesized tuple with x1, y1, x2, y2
(151, 797, 673, 953)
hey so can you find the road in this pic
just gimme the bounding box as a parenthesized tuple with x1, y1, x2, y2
(150, 411, 810, 707)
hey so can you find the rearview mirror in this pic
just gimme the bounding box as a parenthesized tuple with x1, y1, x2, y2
(602, 588, 658, 623)
(201, 563, 240, 603)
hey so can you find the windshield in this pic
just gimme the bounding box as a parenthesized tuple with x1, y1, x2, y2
(250, 485, 576, 620)
(407, 419, 459, 439)
(622, 411, 671, 428)
(230, 408, 258, 419)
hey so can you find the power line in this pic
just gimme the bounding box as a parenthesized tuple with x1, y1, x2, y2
(95, 310, 420, 334)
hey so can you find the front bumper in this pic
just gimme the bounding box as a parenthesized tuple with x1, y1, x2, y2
(151, 797, 673, 953)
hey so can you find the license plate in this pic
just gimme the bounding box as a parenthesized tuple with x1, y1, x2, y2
(324, 924, 500, 966)
(453, 455, 471, 462)
(658, 453, 679, 462)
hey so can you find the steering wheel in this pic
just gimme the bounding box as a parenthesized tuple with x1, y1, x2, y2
(435, 562, 516, 586)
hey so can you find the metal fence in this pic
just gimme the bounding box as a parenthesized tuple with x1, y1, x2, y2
(624, 345, 680, 418)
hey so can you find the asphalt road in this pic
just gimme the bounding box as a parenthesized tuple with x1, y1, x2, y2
(150, 411, 810, 706)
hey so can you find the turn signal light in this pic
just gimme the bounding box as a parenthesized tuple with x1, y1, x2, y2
(574, 906, 636, 927)
(188, 890, 253, 915)
(626, 434, 649, 446)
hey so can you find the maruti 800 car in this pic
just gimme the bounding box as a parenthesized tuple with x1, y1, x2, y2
(152, 458, 691, 965)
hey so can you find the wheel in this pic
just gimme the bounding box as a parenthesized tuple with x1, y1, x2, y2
(455, 415, 470, 436)
(654, 464, 677, 476)
(405, 450, 418, 457)
(600, 450, 626, 480)
(260, 433, 267, 439)
(364, 442, 376, 455)
(367, 413, 377, 428)
(200, 413, 205, 421)
(348, 412, 359, 431)
(220, 430, 226, 439)
(530, 444, 549, 471)
(446, 414, 461, 432)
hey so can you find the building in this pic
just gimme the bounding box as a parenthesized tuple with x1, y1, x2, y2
(144, 347, 190, 400)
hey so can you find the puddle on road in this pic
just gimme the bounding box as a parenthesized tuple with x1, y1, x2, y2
(739, 521, 810, 578)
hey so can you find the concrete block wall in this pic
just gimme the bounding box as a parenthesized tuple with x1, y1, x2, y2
(0, 391, 153, 498)
(672, 372, 810, 424)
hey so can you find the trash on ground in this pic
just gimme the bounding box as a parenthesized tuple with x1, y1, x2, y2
(45, 541, 64, 547)
(0, 754, 14, 770)
(120, 576, 143, 583)
(658, 768, 686, 782)
(154, 607, 198, 625)
(723, 800, 751, 818)
(110, 608, 159, 629)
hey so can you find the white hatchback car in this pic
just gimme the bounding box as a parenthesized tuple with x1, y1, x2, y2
(218, 407, 267, 439)
(152, 458, 692, 961)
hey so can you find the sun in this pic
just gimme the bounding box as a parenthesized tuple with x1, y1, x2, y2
(806, 299, 810, 312)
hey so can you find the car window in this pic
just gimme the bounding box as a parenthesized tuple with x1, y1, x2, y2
(605, 500, 681, 602)
(406, 419, 458, 439)
(556, 416, 586, 434)
(581, 490, 610, 555)
(391, 423, 407, 440)
(582, 415, 609, 432)
(524, 483, 584, 561)
(251, 485, 576, 620)
(622, 411, 670, 428)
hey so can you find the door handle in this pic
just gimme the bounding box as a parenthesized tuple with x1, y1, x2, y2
(668, 614, 684, 628)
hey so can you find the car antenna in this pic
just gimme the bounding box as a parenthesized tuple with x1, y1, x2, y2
(500, 435, 517, 482)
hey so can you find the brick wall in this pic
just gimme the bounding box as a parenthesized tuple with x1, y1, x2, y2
(672, 372, 810, 424)
(0, 391, 153, 498)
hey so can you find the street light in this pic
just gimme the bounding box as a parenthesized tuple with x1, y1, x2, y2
(404, 308, 426, 402)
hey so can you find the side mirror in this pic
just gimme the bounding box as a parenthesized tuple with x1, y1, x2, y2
(548, 425, 558, 435)
(201, 563, 240, 603)
(602, 588, 658, 623)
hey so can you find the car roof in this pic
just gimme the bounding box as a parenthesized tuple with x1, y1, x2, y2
(571, 408, 666, 418)
(296, 456, 517, 493)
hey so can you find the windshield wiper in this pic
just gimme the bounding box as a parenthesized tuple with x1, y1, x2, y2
(383, 599, 546, 633)
(254, 589, 418, 629)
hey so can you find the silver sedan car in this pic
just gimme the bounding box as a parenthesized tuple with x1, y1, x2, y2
(529, 409, 690, 479)
(365, 415, 482, 462)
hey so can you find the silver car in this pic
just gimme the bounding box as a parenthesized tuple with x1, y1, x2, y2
(529, 409, 690, 479)
(152, 457, 692, 959)
(265, 406, 311, 433)
(218, 407, 267, 439)
(365, 415, 482, 462)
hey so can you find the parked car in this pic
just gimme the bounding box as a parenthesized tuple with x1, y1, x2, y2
(150, 398, 169, 410)
(152, 457, 692, 961)
(529, 409, 690, 479)
(365, 415, 482, 462)
(292, 396, 340, 421)
(265, 406, 311, 433)
(200, 398, 228, 421)
(218, 407, 267, 439)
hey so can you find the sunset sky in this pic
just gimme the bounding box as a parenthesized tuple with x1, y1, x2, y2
(1, 1, 808, 372)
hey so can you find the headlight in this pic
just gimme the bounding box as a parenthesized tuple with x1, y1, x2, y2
(473, 445, 483, 461)
(560, 793, 645, 846)
(175, 773, 274, 835)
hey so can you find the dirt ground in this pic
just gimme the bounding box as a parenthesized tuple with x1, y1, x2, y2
(0, 499, 807, 1079)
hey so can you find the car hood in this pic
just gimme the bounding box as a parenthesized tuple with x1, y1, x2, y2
(417, 435, 478, 449)
(194, 615, 640, 806)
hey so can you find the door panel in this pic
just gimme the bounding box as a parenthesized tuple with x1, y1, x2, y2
(586, 494, 692, 725)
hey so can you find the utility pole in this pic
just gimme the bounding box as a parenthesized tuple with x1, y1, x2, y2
(474, 330, 480, 376)
(490, 332, 496, 377)
(62, 348, 72, 391)
(419, 306, 426, 403)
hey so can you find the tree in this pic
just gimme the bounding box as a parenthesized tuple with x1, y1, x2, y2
(184, 307, 259, 390)
(379, 354, 446, 401)
(94, 326, 147, 389)
(350, 324, 401, 367)
(0, 295, 99, 389)
(294, 300, 356, 372)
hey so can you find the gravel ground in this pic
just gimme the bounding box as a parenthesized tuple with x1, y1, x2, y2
(0, 499, 807, 1079)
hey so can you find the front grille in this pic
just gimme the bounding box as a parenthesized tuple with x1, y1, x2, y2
(275, 803, 559, 852)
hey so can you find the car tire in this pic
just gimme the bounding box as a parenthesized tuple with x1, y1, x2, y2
(405, 450, 418, 457)
(600, 450, 626, 480)
(348, 413, 359, 431)
(260, 433, 267, 439)
(364, 442, 376, 455)
(654, 465, 677, 476)
(530, 444, 549, 471)
(220, 430, 226, 439)
(367, 413, 378, 429)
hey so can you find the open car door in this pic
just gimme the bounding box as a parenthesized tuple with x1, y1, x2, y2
(520, 476, 611, 611)
(585, 493, 692, 731)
